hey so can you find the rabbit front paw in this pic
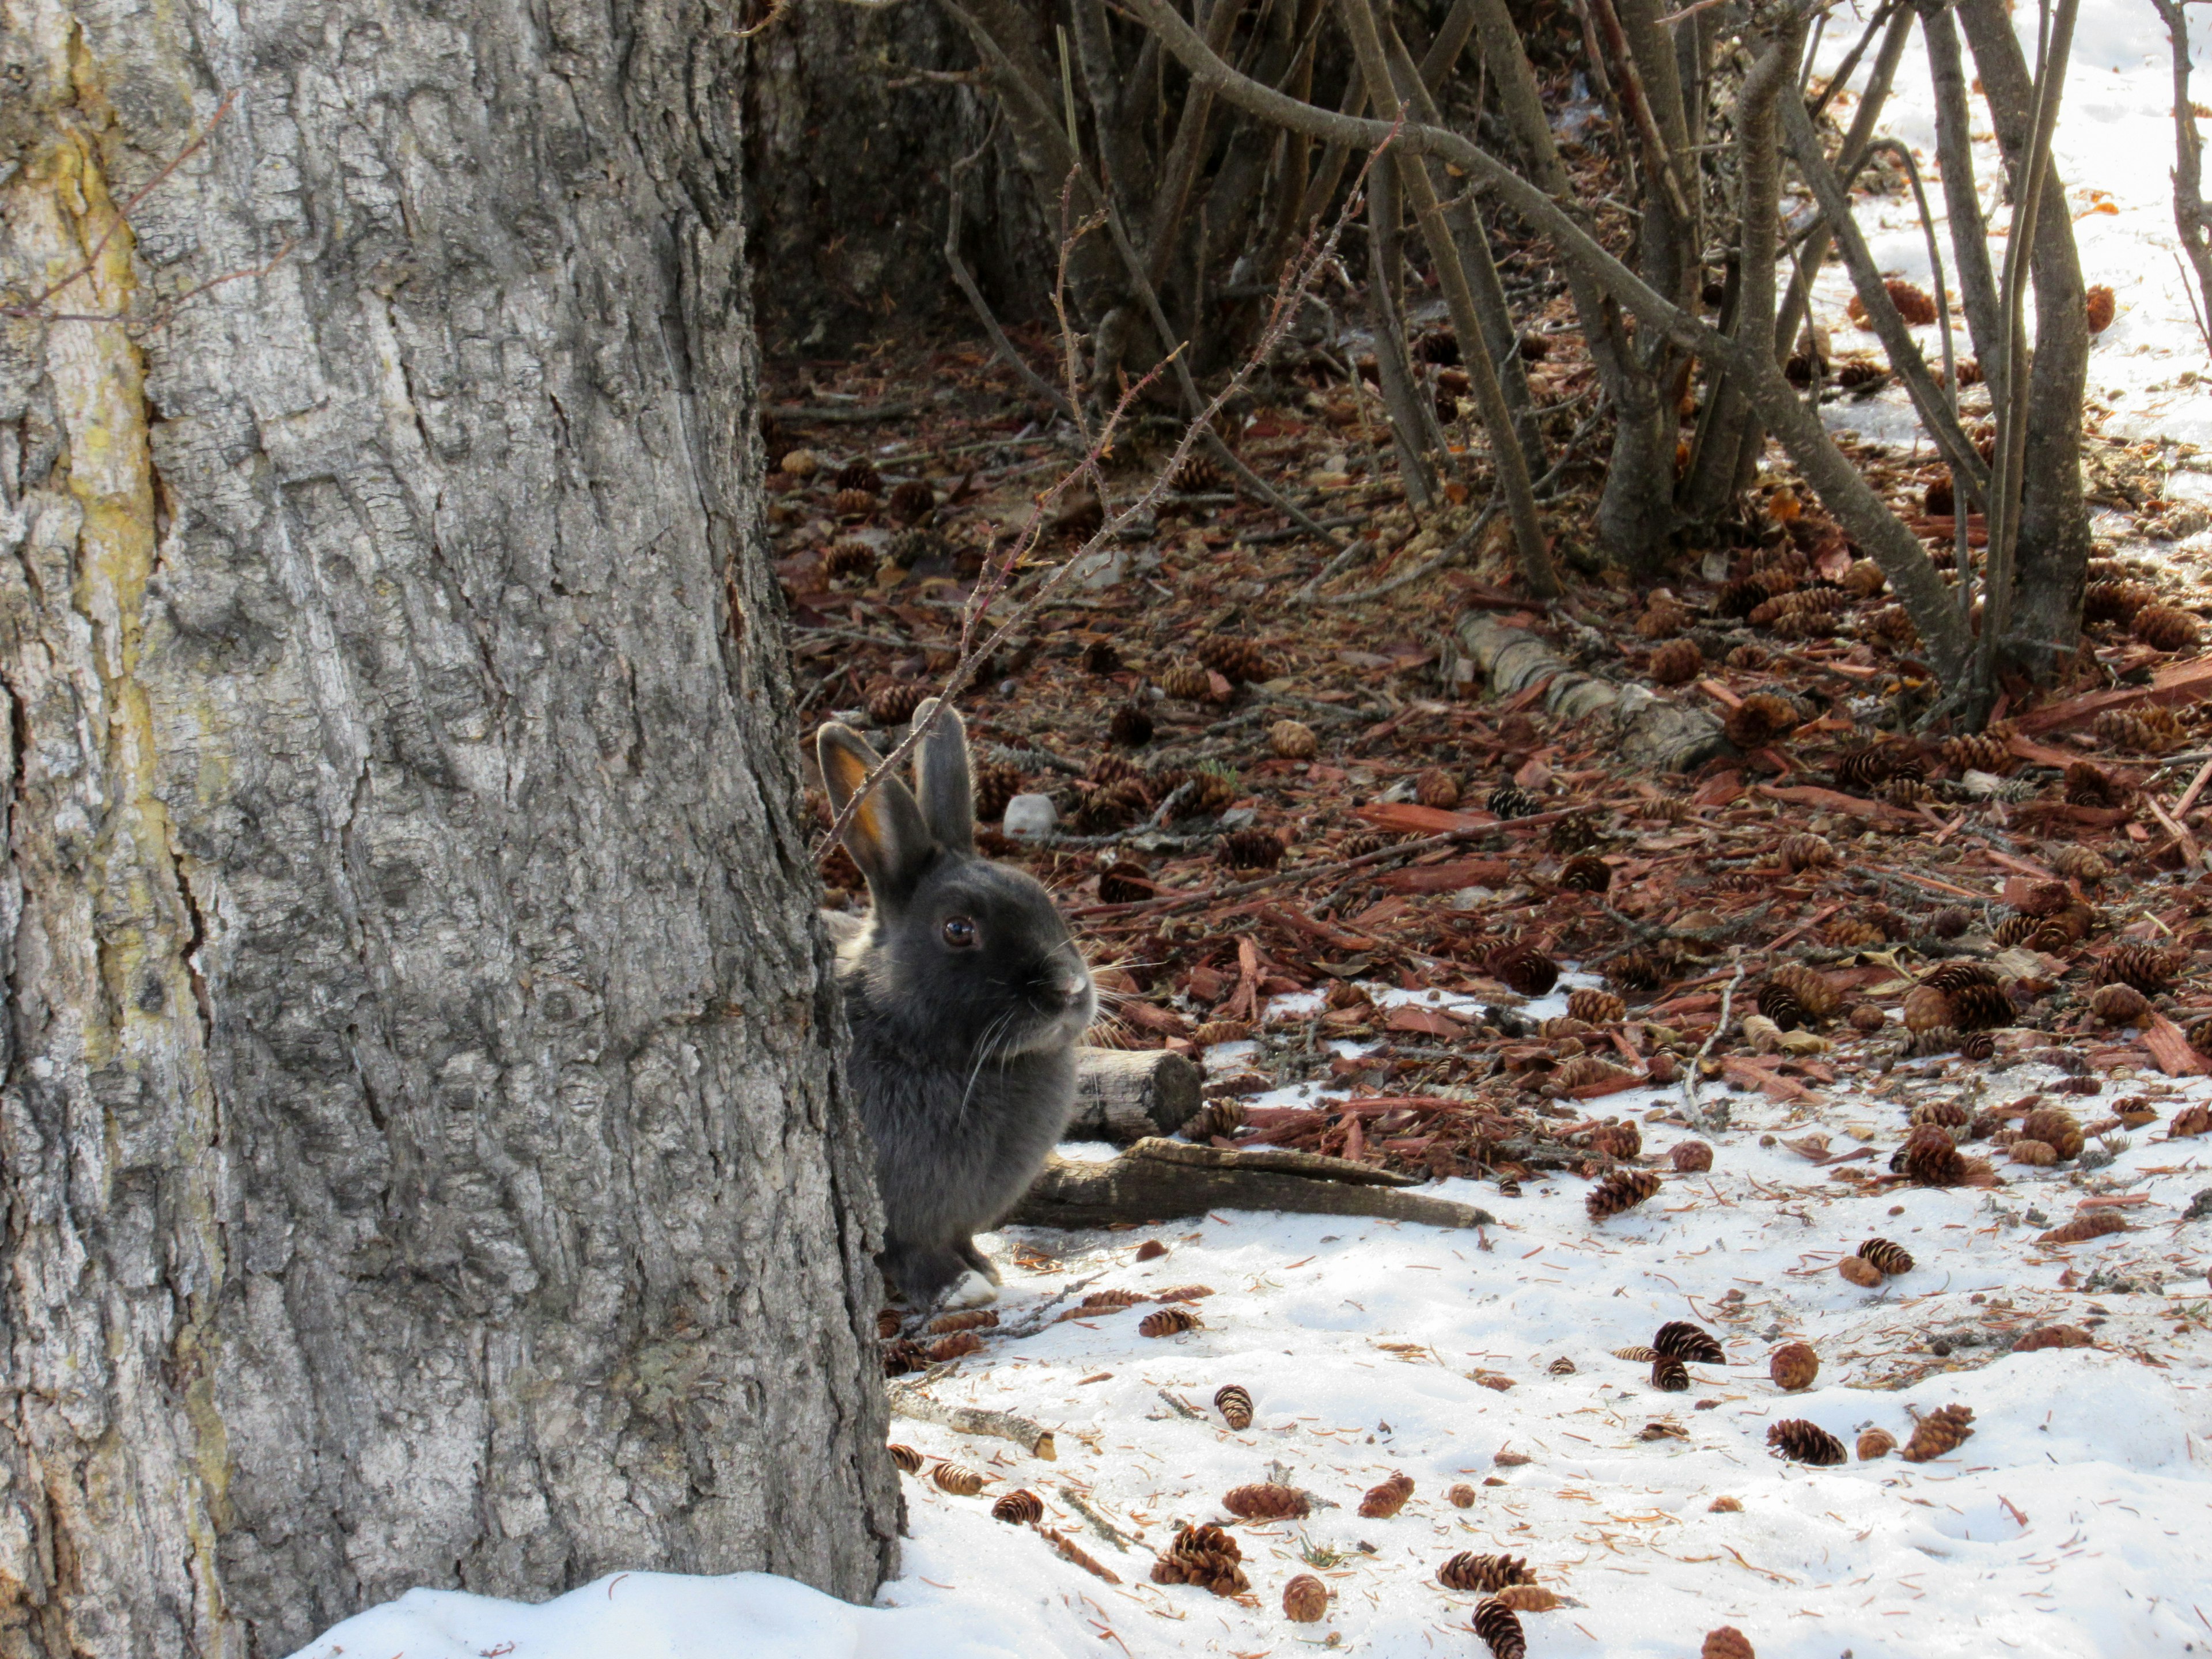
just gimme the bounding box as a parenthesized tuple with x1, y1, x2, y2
(940, 1269, 999, 1310)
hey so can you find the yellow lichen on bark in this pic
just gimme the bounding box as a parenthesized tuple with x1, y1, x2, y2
(10, 91, 238, 1650)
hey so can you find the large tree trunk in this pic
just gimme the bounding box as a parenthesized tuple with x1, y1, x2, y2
(0, 0, 897, 1649)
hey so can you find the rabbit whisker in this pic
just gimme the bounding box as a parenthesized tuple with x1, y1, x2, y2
(956, 1007, 1020, 1131)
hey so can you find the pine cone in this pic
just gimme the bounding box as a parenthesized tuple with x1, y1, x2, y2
(1755, 982, 1808, 1031)
(1636, 597, 1694, 638)
(1359, 1471, 1414, 1517)
(1154, 766, 1237, 816)
(1702, 1628, 1756, 1659)
(2095, 945, 2176, 994)
(1168, 450, 1225, 493)
(1770, 963, 1839, 1020)
(2066, 761, 2119, 806)
(1139, 1306, 1202, 1337)
(1842, 558, 1887, 597)
(887, 526, 957, 570)
(2173, 1102, 2212, 1137)
(1947, 980, 2015, 1032)
(993, 1488, 1044, 1524)
(1834, 745, 1893, 794)
(1649, 638, 1703, 685)
(1865, 605, 1918, 647)
(868, 682, 927, 726)
(1160, 664, 1214, 700)
(1559, 854, 1612, 893)
(928, 1309, 999, 1334)
(2094, 706, 2184, 753)
(1728, 641, 1774, 670)
(1924, 960, 2001, 994)
(2010, 1139, 2058, 1165)
(1096, 861, 1151, 906)
(1774, 832, 1838, 875)
(1847, 1002, 1887, 1032)
(1606, 946, 1675, 991)
(1222, 1482, 1309, 1520)
(1991, 914, 2044, 949)
(1486, 783, 1538, 819)
(1185, 1097, 1246, 1140)
(824, 540, 876, 578)
(1548, 812, 1605, 855)
(1270, 719, 1319, 760)
(1108, 702, 1155, 748)
(2084, 283, 2116, 332)
(1768, 1341, 1819, 1392)
(1766, 1418, 1845, 1464)
(1900, 987, 1953, 1034)
(1567, 987, 1626, 1024)
(2135, 604, 2202, 652)
(1282, 1574, 1330, 1622)
(1940, 732, 2010, 772)
(1416, 767, 1463, 810)
(1725, 692, 1802, 751)
(1910, 1100, 1968, 1131)
(1081, 1287, 1145, 1308)
(884, 478, 935, 524)
(1654, 1321, 1725, 1363)
(2090, 982, 2152, 1025)
(1486, 942, 1560, 996)
(1471, 1597, 1528, 1659)
(1898, 1124, 1968, 1185)
(2084, 577, 2157, 624)
(1928, 905, 1971, 938)
(1860, 1238, 1914, 1275)
(1440, 1552, 1536, 1593)
(1546, 1357, 1577, 1376)
(1076, 779, 1151, 832)
(1217, 828, 1285, 870)
(2037, 1209, 2130, 1244)
(927, 1331, 985, 1363)
(2014, 1324, 2093, 1351)
(888, 1442, 925, 1474)
(1150, 1523, 1248, 1596)
(1838, 1255, 1884, 1287)
(1214, 1384, 1253, 1429)
(972, 760, 1023, 824)
(2021, 1107, 2085, 1159)
(1198, 635, 1272, 684)
(1900, 1403, 1975, 1463)
(1339, 831, 1397, 860)
(1651, 1354, 1690, 1391)
(1857, 1428, 1896, 1461)
(1586, 1168, 1662, 1221)
(1412, 326, 1462, 365)
(934, 1461, 988, 1495)
(1090, 752, 1143, 787)
(1671, 1140, 1714, 1173)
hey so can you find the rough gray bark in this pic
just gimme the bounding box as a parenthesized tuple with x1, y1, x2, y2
(0, 0, 896, 1650)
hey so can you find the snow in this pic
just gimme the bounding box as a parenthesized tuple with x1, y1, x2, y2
(1808, 0, 2212, 460)
(290, 977, 2212, 1659)
(288, 8, 2212, 1658)
(282, 1567, 1090, 1658)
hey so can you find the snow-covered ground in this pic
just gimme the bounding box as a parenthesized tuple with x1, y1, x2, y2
(298, 971, 2212, 1659)
(1807, 0, 2212, 455)
(289, 7, 2212, 1658)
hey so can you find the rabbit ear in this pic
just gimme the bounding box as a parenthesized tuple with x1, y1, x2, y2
(911, 698, 976, 856)
(817, 722, 936, 902)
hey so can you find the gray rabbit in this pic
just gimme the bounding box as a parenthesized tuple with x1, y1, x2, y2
(817, 700, 1096, 1310)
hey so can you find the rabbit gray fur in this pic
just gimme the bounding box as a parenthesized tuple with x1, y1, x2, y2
(818, 700, 1096, 1309)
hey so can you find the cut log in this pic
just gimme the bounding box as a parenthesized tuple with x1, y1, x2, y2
(1457, 615, 1726, 772)
(1005, 1138, 1496, 1229)
(1068, 1046, 1206, 1141)
(886, 1384, 1059, 1460)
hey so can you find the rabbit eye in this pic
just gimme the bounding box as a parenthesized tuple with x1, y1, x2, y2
(942, 916, 978, 949)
